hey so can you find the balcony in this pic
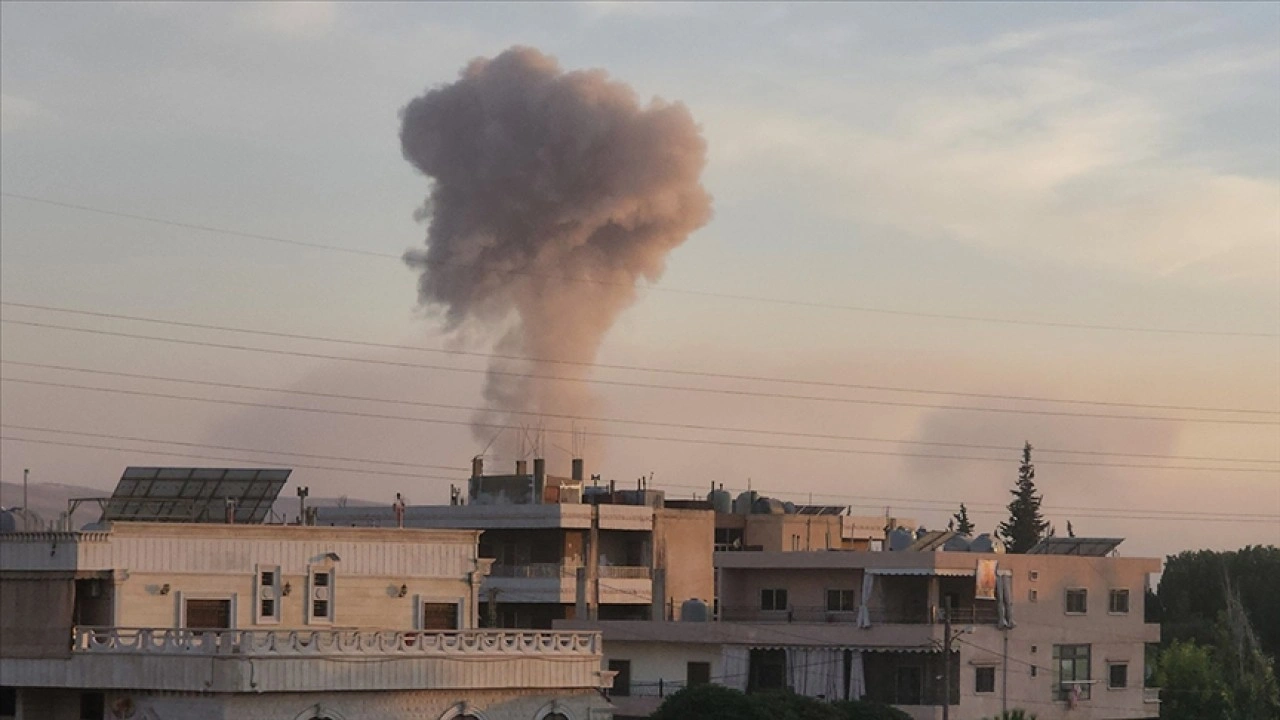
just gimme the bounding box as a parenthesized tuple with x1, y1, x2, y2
(0, 627, 608, 693)
(717, 605, 999, 625)
(484, 563, 653, 604)
(1144, 687, 1161, 704)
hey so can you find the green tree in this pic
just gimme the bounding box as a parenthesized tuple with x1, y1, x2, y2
(1159, 546, 1280, 661)
(1155, 640, 1232, 720)
(1066, 521, 1075, 538)
(650, 684, 769, 720)
(951, 504, 975, 536)
(981, 712, 1037, 720)
(996, 442, 1049, 553)
(1217, 580, 1280, 719)
(750, 691, 840, 720)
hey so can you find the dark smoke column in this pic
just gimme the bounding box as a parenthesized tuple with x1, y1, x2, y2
(400, 47, 713, 446)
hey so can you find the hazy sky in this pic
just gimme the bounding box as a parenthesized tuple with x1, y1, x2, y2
(2, 2, 1277, 559)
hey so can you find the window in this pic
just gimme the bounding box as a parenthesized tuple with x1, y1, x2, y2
(184, 598, 232, 629)
(1109, 663, 1128, 689)
(256, 565, 281, 623)
(1029, 588, 1039, 602)
(826, 589, 855, 612)
(309, 568, 334, 623)
(79, 692, 104, 720)
(1109, 589, 1130, 614)
(975, 666, 996, 694)
(1066, 588, 1088, 614)
(608, 660, 631, 697)
(421, 602, 460, 630)
(760, 588, 788, 611)
(687, 661, 711, 687)
(1053, 644, 1092, 701)
(1029, 570, 1039, 581)
(0, 687, 15, 717)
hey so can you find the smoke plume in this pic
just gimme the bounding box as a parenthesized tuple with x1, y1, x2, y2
(400, 47, 713, 448)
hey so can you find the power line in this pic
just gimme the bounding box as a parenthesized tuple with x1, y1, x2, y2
(4, 192, 1275, 339)
(0, 435, 460, 482)
(4, 375, 1279, 474)
(3, 426, 1273, 524)
(6, 301, 1274, 416)
(0, 423, 467, 473)
(7, 360, 1275, 465)
(6, 319, 1278, 427)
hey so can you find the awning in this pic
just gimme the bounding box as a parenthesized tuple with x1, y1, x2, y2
(868, 568, 974, 577)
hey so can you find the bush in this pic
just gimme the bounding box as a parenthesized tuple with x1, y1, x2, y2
(751, 691, 841, 720)
(980, 711, 1037, 720)
(830, 700, 913, 720)
(649, 684, 770, 720)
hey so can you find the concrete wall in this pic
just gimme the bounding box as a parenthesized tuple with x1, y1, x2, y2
(652, 509, 714, 618)
(11, 688, 611, 720)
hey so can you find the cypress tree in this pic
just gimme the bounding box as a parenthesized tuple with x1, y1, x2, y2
(952, 503, 975, 536)
(997, 442, 1049, 553)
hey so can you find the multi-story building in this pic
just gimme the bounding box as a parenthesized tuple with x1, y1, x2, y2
(706, 488, 915, 552)
(317, 458, 714, 629)
(560, 536, 1160, 720)
(0, 520, 615, 720)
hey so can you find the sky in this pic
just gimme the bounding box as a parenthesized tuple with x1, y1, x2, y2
(1, 2, 1277, 560)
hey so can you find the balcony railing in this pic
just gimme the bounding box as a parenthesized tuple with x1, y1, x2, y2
(485, 563, 651, 580)
(71, 626, 601, 657)
(717, 605, 999, 625)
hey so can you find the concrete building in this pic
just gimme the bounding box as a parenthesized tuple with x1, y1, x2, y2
(0, 521, 614, 720)
(561, 537, 1160, 720)
(707, 488, 916, 552)
(317, 459, 714, 630)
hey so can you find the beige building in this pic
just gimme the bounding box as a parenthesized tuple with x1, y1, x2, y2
(561, 537, 1160, 720)
(318, 459, 714, 629)
(0, 521, 614, 720)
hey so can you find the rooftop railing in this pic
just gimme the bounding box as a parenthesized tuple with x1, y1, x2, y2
(717, 605, 999, 625)
(485, 563, 651, 580)
(71, 626, 601, 657)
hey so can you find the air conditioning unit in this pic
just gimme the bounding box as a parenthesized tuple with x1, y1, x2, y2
(259, 587, 275, 600)
(313, 587, 330, 601)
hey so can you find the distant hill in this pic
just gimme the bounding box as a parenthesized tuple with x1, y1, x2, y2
(0, 481, 379, 530)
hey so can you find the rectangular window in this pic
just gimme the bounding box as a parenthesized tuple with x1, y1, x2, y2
(975, 666, 996, 694)
(1066, 588, 1088, 614)
(309, 568, 334, 623)
(1109, 663, 1128, 689)
(421, 602, 460, 630)
(1053, 644, 1092, 701)
(687, 661, 711, 687)
(760, 588, 788, 611)
(826, 589, 855, 612)
(79, 692, 104, 720)
(256, 565, 281, 623)
(184, 598, 232, 629)
(1029, 588, 1039, 602)
(1109, 589, 1130, 614)
(608, 660, 631, 697)
(1029, 570, 1039, 581)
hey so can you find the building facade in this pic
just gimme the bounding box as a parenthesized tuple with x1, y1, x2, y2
(0, 522, 614, 720)
(561, 539, 1160, 720)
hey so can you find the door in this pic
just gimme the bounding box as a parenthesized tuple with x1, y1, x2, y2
(184, 599, 232, 629)
(895, 665, 923, 705)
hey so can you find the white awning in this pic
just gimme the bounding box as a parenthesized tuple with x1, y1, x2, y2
(868, 568, 974, 577)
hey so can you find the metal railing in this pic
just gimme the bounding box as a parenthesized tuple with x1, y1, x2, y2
(716, 605, 999, 625)
(71, 626, 602, 657)
(488, 563, 579, 578)
(598, 565, 651, 579)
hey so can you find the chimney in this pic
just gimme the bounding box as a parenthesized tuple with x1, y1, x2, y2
(471, 456, 483, 478)
(516, 459, 528, 475)
(571, 458, 584, 483)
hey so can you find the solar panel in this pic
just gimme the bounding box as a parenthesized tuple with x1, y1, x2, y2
(793, 505, 848, 516)
(103, 467, 291, 524)
(1026, 537, 1124, 556)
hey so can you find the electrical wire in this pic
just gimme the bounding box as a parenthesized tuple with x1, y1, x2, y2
(6, 319, 1278, 427)
(5, 376, 1279, 473)
(6, 360, 1275, 465)
(5, 301, 1274, 416)
(4, 192, 1275, 338)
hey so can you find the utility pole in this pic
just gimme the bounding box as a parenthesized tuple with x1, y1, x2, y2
(943, 609, 951, 720)
(1002, 630, 1009, 716)
(23, 468, 30, 531)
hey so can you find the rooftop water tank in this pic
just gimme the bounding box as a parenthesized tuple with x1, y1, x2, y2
(680, 599, 710, 622)
(970, 533, 1005, 554)
(708, 488, 732, 514)
(752, 497, 786, 515)
(0, 509, 16, 533)
(733, 491, 757, 516)
(942, 534, 972, 552)
(888, 526, 914, 551)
